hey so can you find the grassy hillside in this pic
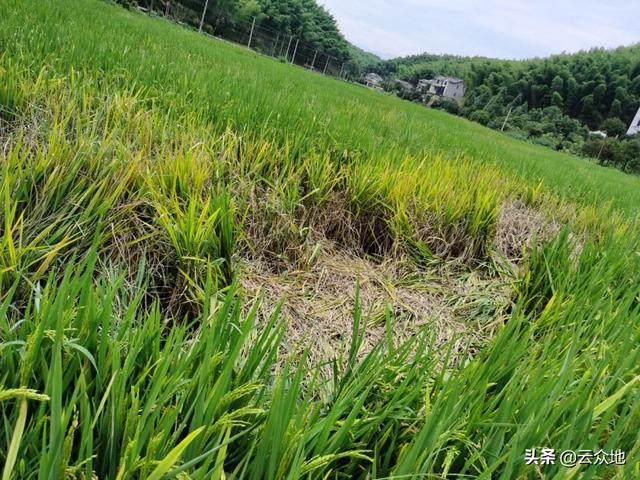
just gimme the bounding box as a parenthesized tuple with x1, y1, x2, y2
(0, 0, 639, 478)
(3, 0, 640, 214)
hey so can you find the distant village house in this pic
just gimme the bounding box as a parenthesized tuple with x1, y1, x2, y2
(589, 130, 608, 139)
(628, 105, 640, 136)
(393, 79, 415, 93)
(419, 75, 466, 102)
(364, 72, 384, 89)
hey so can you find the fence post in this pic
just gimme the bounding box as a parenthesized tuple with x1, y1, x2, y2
(291, 39, 299, 65)
(148, 0, 154, 15)
(339, 63, 345, 78)
(323, 55, 330, 75)
(271, 32, 280, 56)
(247, 17, 256, 49)
(278, 36, 285, 57)
(284, 36, 292, 62)
(164, 0, 170, 17)
(310, 50, 317, 69)
(198, 0, 210, 33)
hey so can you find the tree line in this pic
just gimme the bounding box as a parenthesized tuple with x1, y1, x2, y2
(376, 46, 640, 173)
(117, 0, 357, 66)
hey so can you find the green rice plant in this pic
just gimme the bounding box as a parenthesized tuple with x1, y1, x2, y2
(0, 254, 279, 478)
(393, 230, 640, 478)
(149, 183, 235, 293)
(516, 228, 574, 316)
(5, 0, 638, 215)
(0, 250, 444, 478)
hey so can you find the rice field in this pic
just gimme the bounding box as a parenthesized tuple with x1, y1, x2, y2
(0, 0, 639, 478)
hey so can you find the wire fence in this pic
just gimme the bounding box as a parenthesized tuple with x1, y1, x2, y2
(129, 0, 364, 82)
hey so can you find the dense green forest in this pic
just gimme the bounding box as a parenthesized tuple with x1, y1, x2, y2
(347, 43, 381, 72)
(375, 46, 640, 171)
(380, 46, 640, 130)
(120, 0, 356, 64)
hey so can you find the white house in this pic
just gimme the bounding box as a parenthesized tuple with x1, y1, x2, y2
(589, 130, 608, 139)
(364, 72, 384, 89)
(419, 75, 466, 102)
(628, 105, 640, 136)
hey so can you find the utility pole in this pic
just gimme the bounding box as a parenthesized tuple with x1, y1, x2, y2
(500, 106, 514, 132)
(596, 142, 604, 162)
(501, 93, 522, 132)
(310, 50, 317, 70)
(291, 39, 299, 64)
(596, 136, 612, 163)
(198, 0, 209, 33)
(278, 36, 285, 57)
(247, 17, 256, 49)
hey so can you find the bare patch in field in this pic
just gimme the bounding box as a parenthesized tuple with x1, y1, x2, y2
(494, 199, 560, 263)
(239, 240, 511, 368)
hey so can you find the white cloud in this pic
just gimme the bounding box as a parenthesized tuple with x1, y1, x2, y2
(318, 0, 640, 59)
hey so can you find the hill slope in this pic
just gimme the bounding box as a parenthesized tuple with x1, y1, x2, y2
(3, 0, 640, 212)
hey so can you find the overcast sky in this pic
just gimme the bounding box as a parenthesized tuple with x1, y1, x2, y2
(317, 0, 640, 60)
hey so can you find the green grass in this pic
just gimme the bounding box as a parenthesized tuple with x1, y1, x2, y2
(0, 0, 639, 478)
